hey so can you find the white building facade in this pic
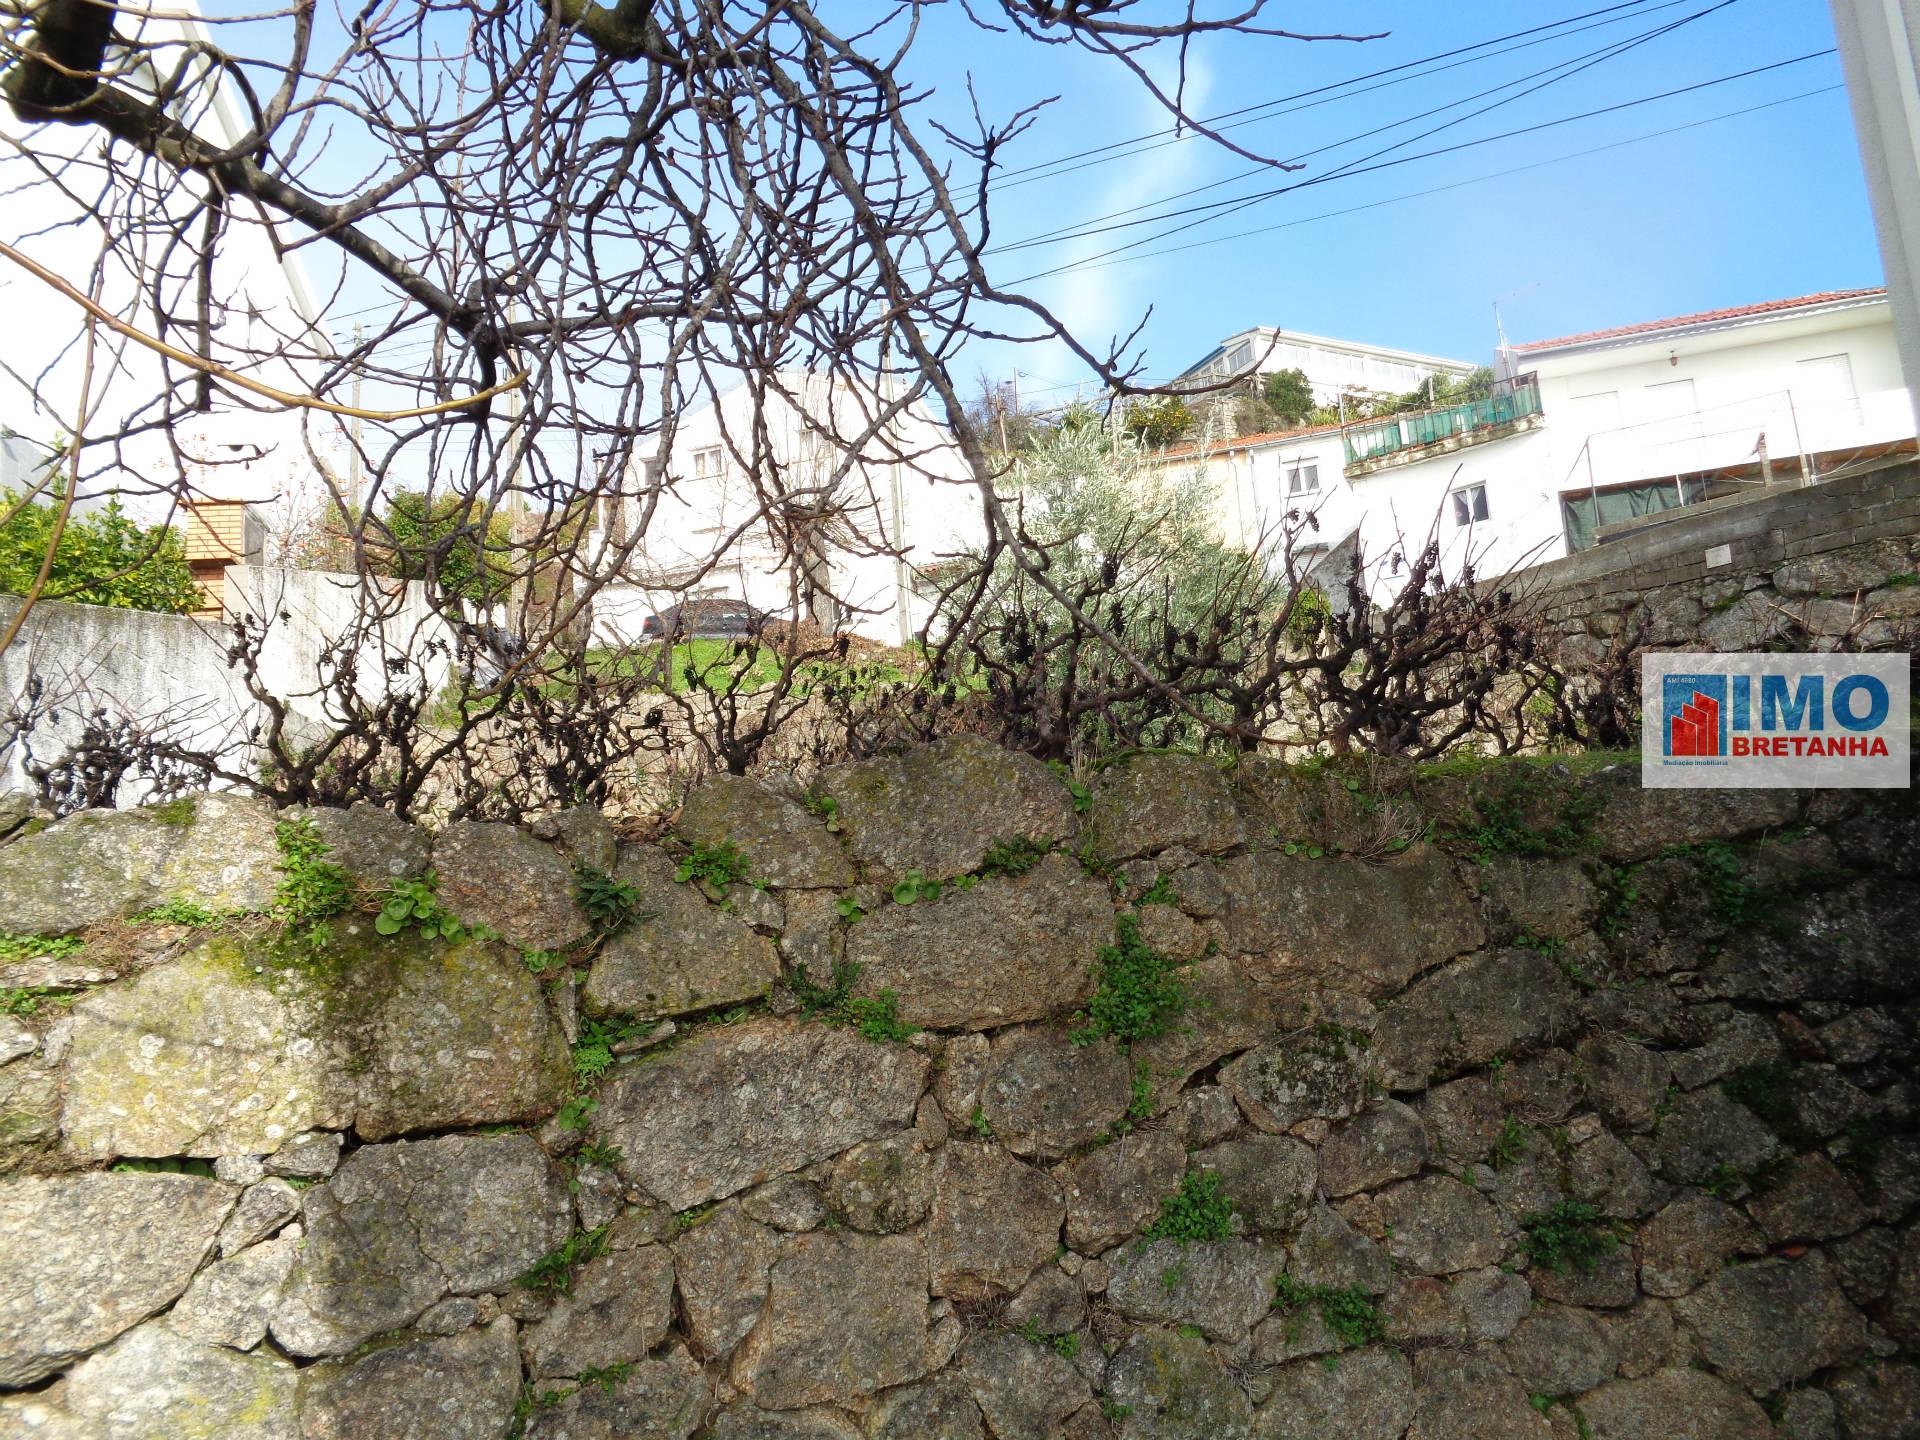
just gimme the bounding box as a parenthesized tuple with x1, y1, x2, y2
(590, 372, 986, 646)
(1153, 290, 1914, 604)
(1176, 326, 1478, 408)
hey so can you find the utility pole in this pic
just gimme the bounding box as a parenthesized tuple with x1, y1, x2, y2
(1831, 0, 1920, 425)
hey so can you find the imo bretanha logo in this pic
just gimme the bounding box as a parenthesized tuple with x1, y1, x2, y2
(1642, 653, 1909, 788)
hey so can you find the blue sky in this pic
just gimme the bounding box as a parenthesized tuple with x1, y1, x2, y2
(905, 0, 1879, 406)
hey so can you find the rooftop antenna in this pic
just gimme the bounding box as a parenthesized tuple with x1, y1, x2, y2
(1492, 282, 1541, 377)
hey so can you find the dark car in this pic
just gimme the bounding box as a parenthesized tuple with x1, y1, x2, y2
(641, 598, 771, 640)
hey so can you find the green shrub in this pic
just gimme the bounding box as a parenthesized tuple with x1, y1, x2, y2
(787, 960, 918, 1044)
(0, 486, 199, 613)
(273, 819, 352, 929)
(674, 840, 749, 889)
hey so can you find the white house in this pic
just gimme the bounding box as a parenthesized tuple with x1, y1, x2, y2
(0, 1, 342, 547)
(589, 371, 986, 646)
(1176, 326, 1478, 408)
(1150, 289, 1914, 604)
(1336, 288, 1913, 595)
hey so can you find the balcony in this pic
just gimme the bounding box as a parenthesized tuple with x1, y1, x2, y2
(1342, 375, 1543, 472)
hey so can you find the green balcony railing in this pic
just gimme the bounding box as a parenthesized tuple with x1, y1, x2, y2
(1342, 376, 1543, 466)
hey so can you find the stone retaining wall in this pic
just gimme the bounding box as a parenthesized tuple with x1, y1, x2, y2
(0, 736, 1915, 1439)
(1510, 458, 1920, 659)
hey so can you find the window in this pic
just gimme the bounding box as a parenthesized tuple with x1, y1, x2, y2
(1286, 462, 1319, 495)
(692, 446, 723, 478)
(1451, 483, 1489, 526)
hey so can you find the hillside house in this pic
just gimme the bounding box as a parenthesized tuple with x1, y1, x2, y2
(1176, 326, 1477, 409)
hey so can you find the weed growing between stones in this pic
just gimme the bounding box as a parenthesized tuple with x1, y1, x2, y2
(980, 836, 1052, 878)
(110, 1156, 217, 1177)
(889, 869, 944, 904)
(578, 1362, 634, 1395)
(132, 896, 222, 928)
(786, 960, 918, 1044)
(273, 818, 352, 934)
(573, 865, 644, 935)
(1046, 760, 1093, 813)
(1016, 1318, 1080, 1357)
(518, 1224, 610, 1294)
(1272, 1274, 1385, 1347)
(0, 932, 82, 965)
(1136, 872, 1176, 906)
(1143, 1171, 1234, 1244)
(1071, 915, 1190, 1048)
(673, 838, 749, 890)
(0, 985, 75, 1017)
(1454, 770, 1599, 865)
(1487, 1114, 1530, 1170)
(573, 1015, 651, 1086)
(969, 1105, 993, 1139)
(1521, 1200, 1624, 1274)
(576, 1139, 623, 1169)
(372, 873, 475, 942)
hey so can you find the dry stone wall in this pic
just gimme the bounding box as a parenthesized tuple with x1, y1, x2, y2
(0, 734, 1916, 1439)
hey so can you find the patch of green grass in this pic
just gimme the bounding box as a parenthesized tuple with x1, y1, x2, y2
(980, 836, 1052, 878)
(1454, 771, 1600, 865)
(1272, 1274, 1385, 1348)
(1143, 1171, 1235, 1245)
(1071, 914, 1190, 1048)
(1487, 1113, 1529, 1171)
(0, 932, 83, 966)
(1128, 1063, 1155, 1120)
(150, 797, 197, 826)
(786, 960, 919, 1044)
(518, 1226, 609, 1294)
(970, 1104, 993, 1139)
(110, 1156, 218, 1177)
(1522, 1199, 1623, 1274)
(574, 865, 644, 935)
(673, 839, 749, 889)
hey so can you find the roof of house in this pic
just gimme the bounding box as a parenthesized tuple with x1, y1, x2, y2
(1179, 326, 1477, 381)
(1509, 288, 1887, 355)
(1153, 420, 1345, 462)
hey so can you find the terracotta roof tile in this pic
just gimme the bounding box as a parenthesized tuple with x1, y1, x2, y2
(1509, 288, 1886, 354)
(1154, 421, 1344, 461)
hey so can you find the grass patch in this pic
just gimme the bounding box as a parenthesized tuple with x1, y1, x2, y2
(1071, 914, 1190, 1048)
(134, 896, 222, 928)
(1143, 1171, 1234, 1244)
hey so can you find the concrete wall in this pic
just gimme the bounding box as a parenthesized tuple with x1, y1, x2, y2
(0, 567, 454, 803)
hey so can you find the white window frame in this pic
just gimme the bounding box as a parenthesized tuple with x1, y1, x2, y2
(1451, 483, 1489, 527)
(692, 445, 724, 479)
(1285, 461, 1320, 496)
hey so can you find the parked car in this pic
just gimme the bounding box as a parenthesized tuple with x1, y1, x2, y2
(641, 599, 772, 640)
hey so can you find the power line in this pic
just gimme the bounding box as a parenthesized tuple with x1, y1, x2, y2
(994, 0, 1668, 187)
(1007, 47, 1836, 282)
(1008, 83, 1844, 287)
(1001, 0, 1735, 254)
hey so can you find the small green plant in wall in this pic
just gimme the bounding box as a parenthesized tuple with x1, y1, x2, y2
(574, 865, 644, 935)
(1272, 1273, 1385, 1348)
(0, 933, 82, 966)
(1143, 1171, 1235, 1244)
(274, 818, 352, 928)
(1071, 914, 1189, 1047)
(980, 836, 1051, 878)
(373, 873, 466, 940)
(786, 960, 917, 1044)
(889, 869, 943, 905)
(674, 839, 749, 890)
(1521, 1199, 1624, 1274)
